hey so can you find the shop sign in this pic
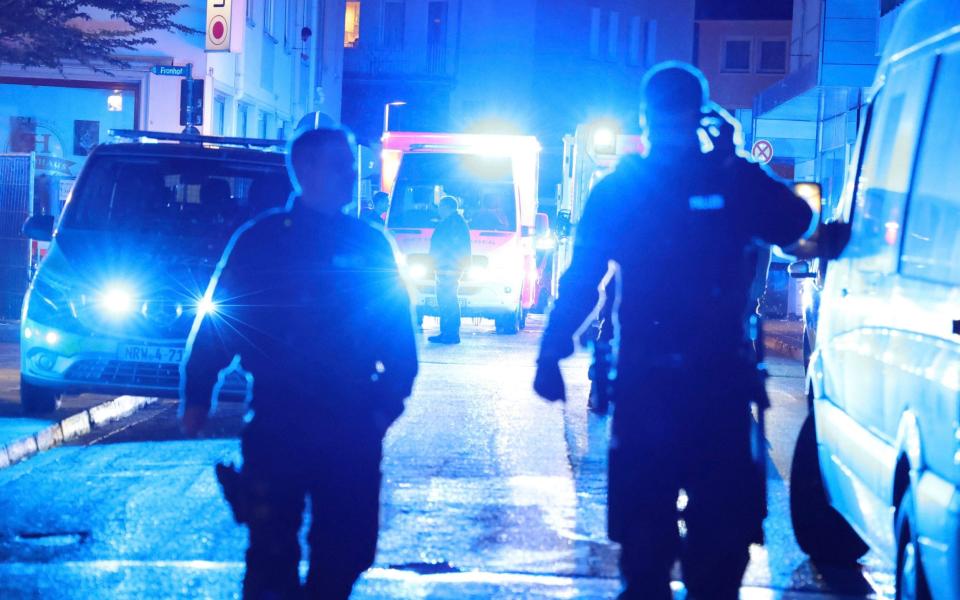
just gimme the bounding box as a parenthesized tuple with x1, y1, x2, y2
(206, 0, 243, 52)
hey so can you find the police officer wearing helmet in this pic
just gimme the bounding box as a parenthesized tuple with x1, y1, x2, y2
(534, 62, 813, 599)
(180, 124, 418, 598)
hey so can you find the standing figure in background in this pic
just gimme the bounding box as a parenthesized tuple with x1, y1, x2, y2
(428, 195, 472, 344)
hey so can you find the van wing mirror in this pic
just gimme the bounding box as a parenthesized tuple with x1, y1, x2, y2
(22, 214, 54, 242)
(787, 260, 815, 278)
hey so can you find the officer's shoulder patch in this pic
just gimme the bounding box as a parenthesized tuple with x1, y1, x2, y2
(688, 194, 725, 211)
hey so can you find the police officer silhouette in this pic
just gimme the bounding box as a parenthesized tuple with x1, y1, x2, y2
(181, 124, 418, 599)
(535, 63, 813, 599)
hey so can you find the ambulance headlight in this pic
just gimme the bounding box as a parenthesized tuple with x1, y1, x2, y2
(536, 236, 556, 250)
(593, 128, 616, 154)
(407, 263, 428, 280)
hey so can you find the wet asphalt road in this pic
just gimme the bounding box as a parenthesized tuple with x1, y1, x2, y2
(0, 316, 894, 598)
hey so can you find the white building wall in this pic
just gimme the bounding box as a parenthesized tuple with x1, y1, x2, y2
(1, 0, 344, 140)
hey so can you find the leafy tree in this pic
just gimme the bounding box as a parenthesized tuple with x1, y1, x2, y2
(0, 0, 198, 71)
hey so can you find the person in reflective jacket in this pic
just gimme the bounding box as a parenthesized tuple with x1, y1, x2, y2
(180, 126, 418, 599)
(428, 195, 472, 344)
(534, 62, 813, 600)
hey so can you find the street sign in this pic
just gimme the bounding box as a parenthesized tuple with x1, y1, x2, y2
(751, 139, 774, 164)
(180, 79, 204, 127)
(151, 64, 191, 77)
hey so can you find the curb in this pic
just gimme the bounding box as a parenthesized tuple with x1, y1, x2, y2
(764, 334, 803, 361)
(0, 395, 159, 469)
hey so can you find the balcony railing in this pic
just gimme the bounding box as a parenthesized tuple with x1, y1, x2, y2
(344, 49, 455, 78)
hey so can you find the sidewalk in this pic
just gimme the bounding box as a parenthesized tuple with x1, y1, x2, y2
(0, 321, 18, 343)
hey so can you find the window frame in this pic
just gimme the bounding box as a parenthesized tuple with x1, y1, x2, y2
(722, 38, 752, 73)
(758, 38, 788, 74)
(896, 51, 959, 285)
(264, 0, 278, 42)
(344, 0, 361, 49)
(381, 0, 405, 50)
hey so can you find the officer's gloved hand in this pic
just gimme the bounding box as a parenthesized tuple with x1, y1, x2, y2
(180, 404, 209, 437)
(703, 103, 740, 161)
(534, 359, 566, 402)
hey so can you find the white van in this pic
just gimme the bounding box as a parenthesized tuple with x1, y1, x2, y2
(789, 1, 960, 599)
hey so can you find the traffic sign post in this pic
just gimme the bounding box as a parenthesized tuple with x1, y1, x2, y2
(751, 139, 774, 165)
(152, 63, 203, 133)
(179, 78, 204, 132)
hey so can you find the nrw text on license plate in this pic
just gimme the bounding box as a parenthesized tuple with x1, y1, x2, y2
(120, 345, 183, 363)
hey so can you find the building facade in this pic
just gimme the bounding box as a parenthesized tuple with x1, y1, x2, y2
(0, 0, 344, 217)
(752, 0, 888, 213)
(340, 0, 696, 193)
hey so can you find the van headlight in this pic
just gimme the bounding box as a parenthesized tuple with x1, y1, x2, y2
(98, 284, 136, 318)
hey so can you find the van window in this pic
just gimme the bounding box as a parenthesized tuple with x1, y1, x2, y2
(848, 54, 935, 273)
(900, 49, 960, 285)
(63, 153, 290, 238)
(389, 152, 517, 231)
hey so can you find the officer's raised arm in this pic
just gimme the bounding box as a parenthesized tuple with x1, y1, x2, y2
(745, 163, 815, 248)
(535, 180, 615, 401)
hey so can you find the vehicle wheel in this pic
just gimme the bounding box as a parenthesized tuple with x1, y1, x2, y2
(20, 377, 61, 414)
(495, 309, 519, 335)
(896, 489, 932, 600)
(789, 413, 869, 565)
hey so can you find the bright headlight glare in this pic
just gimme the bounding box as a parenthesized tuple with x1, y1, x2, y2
(99, 285, 135, 316)
(593, 128, 616, 152)
(197, 297, 217, 317)
(407, 263, 428, 280)
(536, 236, 556, 250)
(45, 331, 59, 346)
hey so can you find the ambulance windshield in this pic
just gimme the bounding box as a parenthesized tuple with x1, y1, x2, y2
(388, 153, 517, 231)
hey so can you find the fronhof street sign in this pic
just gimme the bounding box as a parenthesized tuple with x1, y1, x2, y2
(751, 139, 774, 165)
(150, 65, 191, 77)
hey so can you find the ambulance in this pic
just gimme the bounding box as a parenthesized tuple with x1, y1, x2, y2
(553, 122, 644, 297)
(381, 131, 547, 334)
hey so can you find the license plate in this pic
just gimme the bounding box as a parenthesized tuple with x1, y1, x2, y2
(119, 344, 183, 364)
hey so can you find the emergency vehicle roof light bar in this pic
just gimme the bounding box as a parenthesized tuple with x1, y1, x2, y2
(107, 129, 285, 151)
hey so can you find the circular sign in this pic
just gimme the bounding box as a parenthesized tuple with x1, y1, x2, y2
(208, 15, 228, 46)
(751, 139, 774, 164)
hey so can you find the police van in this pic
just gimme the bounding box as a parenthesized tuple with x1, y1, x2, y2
(789, 1, 960, 598)
(19, 130, 290, 413)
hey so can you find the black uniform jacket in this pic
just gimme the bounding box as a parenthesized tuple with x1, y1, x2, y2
(541, 147, 813, 366)
(429, 213, 472, 274)
(180, 200, 418, 430)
